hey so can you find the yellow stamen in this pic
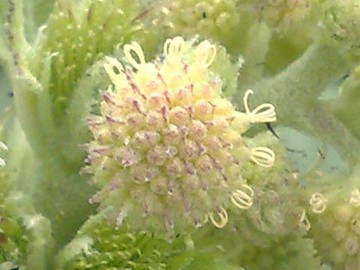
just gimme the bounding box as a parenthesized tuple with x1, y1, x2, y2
(243, 89, 276, 123)
(350, 189, 360, 208)
(309, 192, 327, 214)
(208, 207, 228, 228)
(196, 40, 217, 68)
(298, 209, 311, 231)
(0, 141, 7, 166)
(0, 141, 8, 151)
(164, 36, 185, 64)
(104, 57, 125, 86)
(250, 147, 275, 167)
(0, 158, 5, 168)
(231, 184, 254, 209)
(124, 42, 146, 70)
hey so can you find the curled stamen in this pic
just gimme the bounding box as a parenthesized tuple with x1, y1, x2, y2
(299, 209, 311, 231)
(350, 189, 360, 208)
(164, 36, 185, 64)
(124, 42, 146, 70)
(0, 158, 5, 168)
(202, 213, 209, 225)
(250, 147, 275, 167)
(243, 89, 276, 123)
(0, 142, 8, 151)
(208, 207, 228, 228)
(196, 40, 217, 68)
(104, 57, 125, 84)
(309, 192, 327, 214)
(231, 184, 254, 209)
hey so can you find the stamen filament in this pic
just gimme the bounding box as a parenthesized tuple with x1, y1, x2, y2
(208, 207, 228, 228)
(164, 36, 185, 64)
(250, 147, 275, 167)
(231, 184, 254, 209)
(104, 57, 125, 86)
(299, 209, 311, 231)
(309, 192, 327, 214)
(243, 89, 276, 123)
(350, 189, 360, 208)
(196, 40, 217, 68)
(124, 42, 146, 70)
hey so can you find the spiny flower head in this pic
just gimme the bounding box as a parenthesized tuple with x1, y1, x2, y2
(59, 217, 193, 270)
(84, 37, 276, 235)
(307, 171, 360, 270)
(35, 0, 152, 118)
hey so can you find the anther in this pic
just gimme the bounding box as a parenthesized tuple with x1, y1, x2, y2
(124, 42, 146, 70)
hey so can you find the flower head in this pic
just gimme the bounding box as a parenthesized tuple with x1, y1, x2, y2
(84, 37, 276, 235)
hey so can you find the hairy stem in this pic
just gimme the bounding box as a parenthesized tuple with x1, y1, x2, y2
(5, 0, 96, 249)
(240, 43, 360, 166)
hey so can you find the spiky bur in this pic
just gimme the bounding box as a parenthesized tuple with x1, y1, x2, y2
(57, 213, 247, 270)
(33, 0, 152, 118)
(306, 168, 360, 270)
(320, 0, 360, 62)
(58, 216, 190, 270)
(84, 37, 277, 236)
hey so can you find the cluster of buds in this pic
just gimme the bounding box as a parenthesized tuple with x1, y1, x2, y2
(84, 36, 276, 234)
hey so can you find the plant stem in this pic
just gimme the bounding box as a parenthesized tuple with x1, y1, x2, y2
(240, 43, 360, 167)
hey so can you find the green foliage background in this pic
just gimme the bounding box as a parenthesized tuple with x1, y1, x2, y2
(0, 0, 359, 269)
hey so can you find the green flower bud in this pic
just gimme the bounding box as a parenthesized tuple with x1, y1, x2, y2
(308, 168, 360, 270)
(84, 37, 277, 235)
